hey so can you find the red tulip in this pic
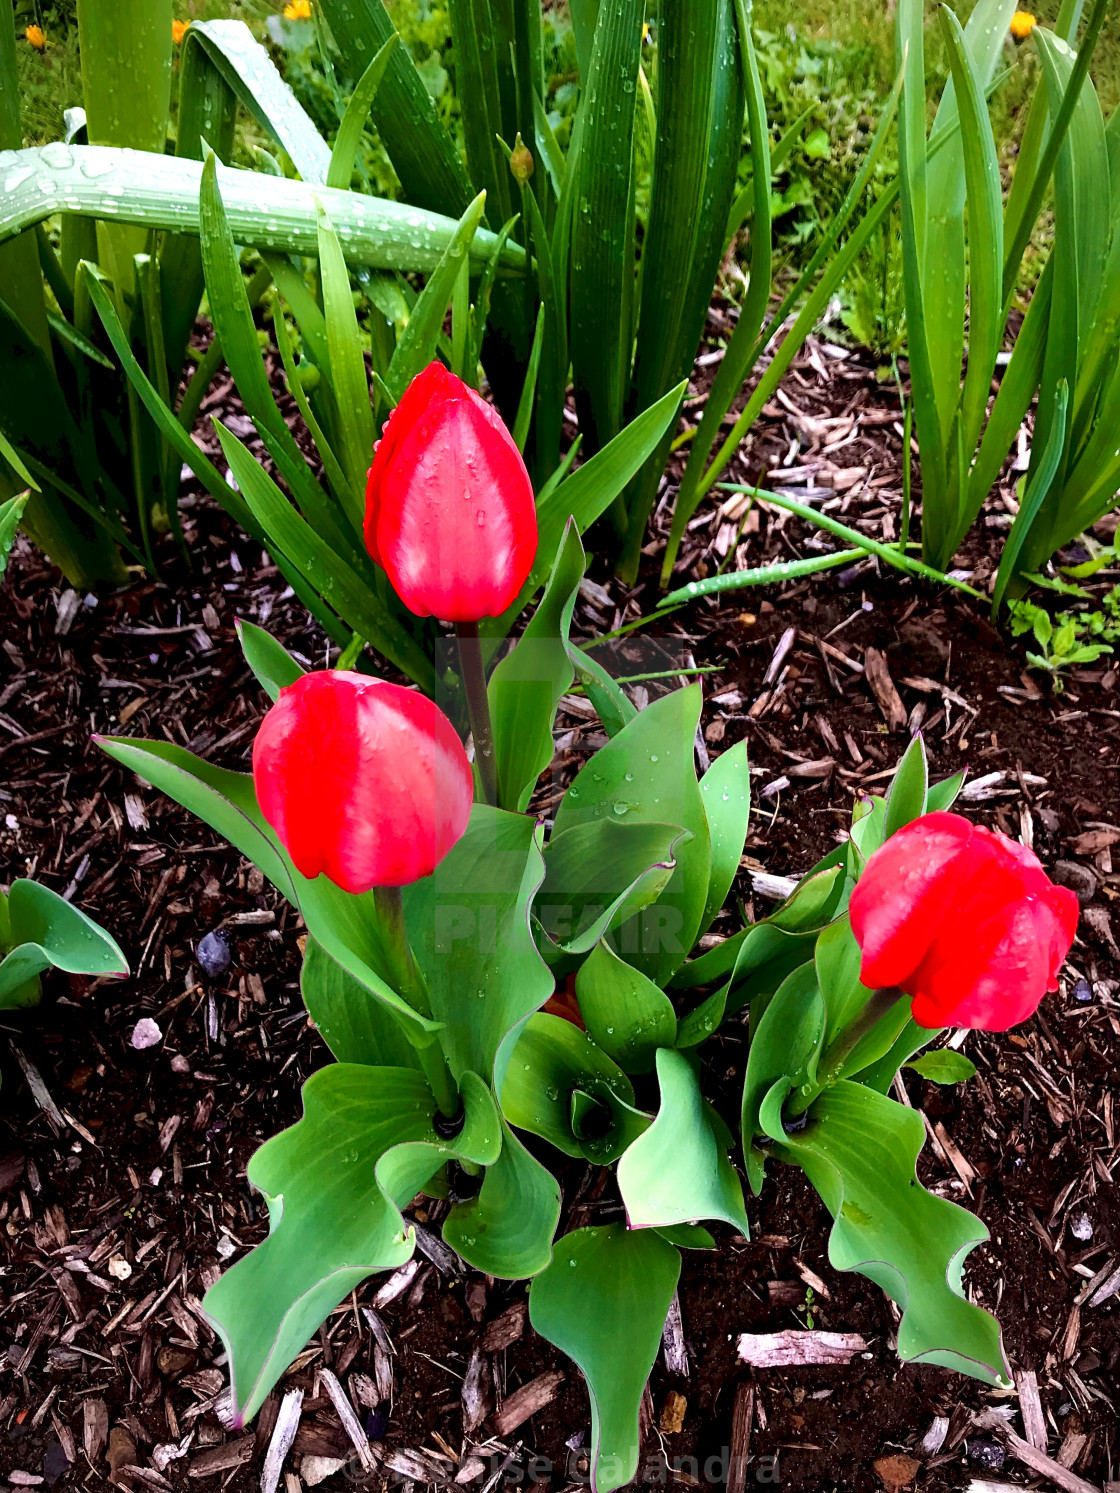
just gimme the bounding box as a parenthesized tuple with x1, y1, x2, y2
(364, 362, 537, 622)
(849, 811, 1078, 1031)
(252, 670, 473, 894)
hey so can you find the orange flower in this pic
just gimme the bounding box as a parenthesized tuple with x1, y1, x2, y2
(1010, 10, 1037, 40)
(283, 0, 312, 18)
(24, 24, 46, 50)
(171, 19, 190, 43)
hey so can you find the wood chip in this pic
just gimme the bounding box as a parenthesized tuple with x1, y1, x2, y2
(661, 1293, 689, 1377)
(932, 1120, 976, 1194)
(659, 1391, 687, 1435)
(261, 1389, 303, 1493)
(479, 1299, 527, 1353)
(83, 1397, 108, 1463)
(187, 1437, 255, 1477)
(317, 1368, 375, 1472)
(863, 647, 907, 730)
(461, 1347, 492, 1438)
(491, 1369, 565, 1436)
(371, 1259, 419, 1308)
(737, 1330, 868, 1367)
(1015, 1369, 1047, 1451)
(726, 1383, 755, 1493)
(972, 1409, 1101, 1493)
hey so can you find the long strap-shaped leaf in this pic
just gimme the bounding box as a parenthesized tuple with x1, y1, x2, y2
(618, 0, 747, 584)
(0, 146, 525, 274)
(568, 0, 644, 453)
(187, 20, 331, 184)
(317, 0, 472, 217)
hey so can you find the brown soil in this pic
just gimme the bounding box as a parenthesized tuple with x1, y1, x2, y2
(0, 323, 1116, 1493)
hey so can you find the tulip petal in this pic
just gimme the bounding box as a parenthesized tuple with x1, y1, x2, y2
(850, 812, 974, 989)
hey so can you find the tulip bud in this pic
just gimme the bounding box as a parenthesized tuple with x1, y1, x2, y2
(849, 811, 1078, 1031)
(253, 670, 474, 894)
(510, 134, 534, 184)
(364, 362, 537, 622)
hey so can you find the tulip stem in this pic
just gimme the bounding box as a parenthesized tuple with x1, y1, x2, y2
(785, 986, 909, 1120)
(456, 622, 498, 807)
(373, 886, 460, 1119)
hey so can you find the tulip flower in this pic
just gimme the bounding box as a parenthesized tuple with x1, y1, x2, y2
(849, 811, 1078, 1031)
(253, 670, 473, 894)
(364, 362, 537, 623)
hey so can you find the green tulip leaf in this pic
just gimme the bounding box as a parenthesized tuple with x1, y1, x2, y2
(529, 1225, 681, 1493)
(444, 1117, 561, 1278)
(618, 1048, 749, 1235)
(552, 686, 710, 984)
(671, 863, 843, 990)
(816, 914, 872, 1047)
(536, 820, 684, 954)
(235, 618, 305, 703)
(674, 864, 842, 1049)
(300, 938, 421, 1069)
(95, 738, 438, 1041)
(567, 646, 638, 739)
(741, 962, 825, 1192)
(770, 1081, 1009, 1386)
(925, 769, 967, 813)
(654, 1224, 716, 1250)
(0, 880, 127, 1008)
(697, 740, 751, 937)
(850, 1017, 933, 1093)
(500, 1013, 650, 1165)
(489, 520, 585, 813)
(575, 939, 677, 1074)
(404, 806, 553, 1090)
(883, 733, 929, 841)
(905, 1048, 977, 1085)
(205, 1065, 501, 1424)
(849, 795, 888, 866)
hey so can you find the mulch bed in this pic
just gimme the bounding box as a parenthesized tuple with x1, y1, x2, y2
(0, 313, 1116, 1493)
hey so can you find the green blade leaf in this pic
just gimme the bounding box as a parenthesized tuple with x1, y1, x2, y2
(234, 618, 306, 703)
(568, 0, 644, 451)
(883, 734, 929, 840)
(403, 806, 553, 1090)
(206, 1064, 499, 1423)
(770, 1081, 1009, 1385)
(316, 0, 473, 218)
(188, 20, 331, 183)
(500, 1012, 649, 1165)
(697, 740, 750, 937)
(301, 938, 421, 1068)
(325, 35, 398, 191)
(0, 880, 127, 1006)
(574, 939, 677, 1074)
(741, 962, 825, 1191)
(535, 821, 684, 954)
(529, 1225, 680, 1493)
(992, 381, 1070, 612)
(0, 147, 524, 275)
(906, 1049, 977, 1084)
(443, 1116, 561, 1278)
(552, 686, 709, 984)
(384, 192, 489, 401)
(315, 198, 375, 514)
(618, 1047, 749, 1234)
(489, 520, 585, 812)
(213, 421, 434, 691)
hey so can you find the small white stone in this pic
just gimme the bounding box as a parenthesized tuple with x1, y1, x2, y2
(107, 1254, 132, 1281)
(130, 1018, 162, 1050)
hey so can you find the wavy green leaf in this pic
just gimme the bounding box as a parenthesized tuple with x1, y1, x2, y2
(769, 1081, 1009, 1385)
(529, 1225, 680, 1493)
